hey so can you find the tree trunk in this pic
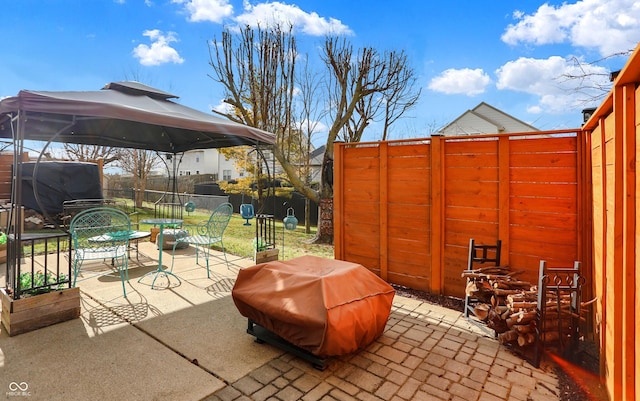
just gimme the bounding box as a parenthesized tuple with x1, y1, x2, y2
(305, 197, 311, 234)
(316, 197, 334, 244)
(313, 152, 334, 245)
(135, 188, 144, 208)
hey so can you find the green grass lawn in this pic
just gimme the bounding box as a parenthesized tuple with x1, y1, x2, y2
(19, 200, 333, 262)
(133, 203, 334, 261)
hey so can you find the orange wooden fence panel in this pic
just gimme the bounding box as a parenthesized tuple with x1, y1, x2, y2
(334, 132, 586, 300)
(337, 42, 640, 401)
(583, 62, 639, 399)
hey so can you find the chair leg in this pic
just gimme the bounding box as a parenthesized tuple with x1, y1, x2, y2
(220, 240, 229, 270)
(72, 259, 82, 287)
(119, 255, 128, 298)
(194, 244, 200, 266)
(203, 246, 211, 278)
(170, 242, 179, 272)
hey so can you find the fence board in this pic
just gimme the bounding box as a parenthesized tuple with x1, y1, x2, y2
(510, 136, 577, 152)
(510, 152, 577, 167)
(510, 167, 577, 183)
(446, 193, 498, 208)
(445, 167, 499, 181)
(334, 133, 583, 300)
(445, 153, 499, 167)
(445, 206, 498, 222)
(510, 182, 576, 198)
(510, 212, 577, 229)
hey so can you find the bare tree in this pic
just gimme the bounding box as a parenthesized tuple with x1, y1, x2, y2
(63, 143, 120, 165)
(314, 37, 421, 242)
(380, 51, 421, 141)
(560, 50, 633, 104)
(208, 27, 421, 244)
(209, 24, 298, 209)
(118, 149, 161, 208)
(295, 59, 325, 233)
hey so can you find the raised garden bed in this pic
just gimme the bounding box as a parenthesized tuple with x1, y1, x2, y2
(1, 286, 81, 336)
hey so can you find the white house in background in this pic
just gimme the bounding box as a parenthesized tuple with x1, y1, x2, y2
(176, 149, 243, 181)
(176, 145, 325, 184)
(307, 145, 325, 183)
(437, 102, 539, 136)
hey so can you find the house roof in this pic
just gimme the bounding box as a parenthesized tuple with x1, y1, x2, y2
(438, 102, 539, 136)
(310, 145, 326, 159)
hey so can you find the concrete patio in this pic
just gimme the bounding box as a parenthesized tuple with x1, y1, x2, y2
(0, 240, 561, 401)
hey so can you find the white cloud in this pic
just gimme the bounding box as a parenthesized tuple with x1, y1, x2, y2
(428, 68, 491, 96)
(527, 105, 543, 114)
(234, 1, 352, 36)
(495, 56, 610, 113)
(211, 100, 234, 114)
(133, 30, 185, 66)
(502, 0, 640, 56)
(296, 119, 329, 136)
(172, 0, 233, 23)
(171, 1, 350, 35)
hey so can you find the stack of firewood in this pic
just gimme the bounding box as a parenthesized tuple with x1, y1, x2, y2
(462, 266, 594, 350)
(462, 266, 540, 347)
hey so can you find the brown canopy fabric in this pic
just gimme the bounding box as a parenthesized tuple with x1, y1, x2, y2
(0, 81, 275, 153)
(232, 255, 395, 358)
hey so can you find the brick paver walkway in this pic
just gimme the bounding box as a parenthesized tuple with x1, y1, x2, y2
(204, 297, 560, 401)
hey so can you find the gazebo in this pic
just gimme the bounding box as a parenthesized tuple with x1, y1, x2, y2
(0, 81, 276, 304)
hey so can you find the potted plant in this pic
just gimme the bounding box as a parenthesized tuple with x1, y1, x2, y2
(1, 233, 80, 336)
(18, 271, 68, 296)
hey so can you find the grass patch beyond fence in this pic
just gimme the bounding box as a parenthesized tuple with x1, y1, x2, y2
(135, 205, 334, 261)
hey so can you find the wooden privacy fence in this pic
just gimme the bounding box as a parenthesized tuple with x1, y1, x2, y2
(581, 42, 640, 401)
(334, 131, 591, 301)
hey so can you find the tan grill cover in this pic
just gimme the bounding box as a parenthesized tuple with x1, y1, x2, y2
(232, 255, 395, 357)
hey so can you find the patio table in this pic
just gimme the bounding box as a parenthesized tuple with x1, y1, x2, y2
(138, 218, 183, 289)
(88, 230, 150, 259)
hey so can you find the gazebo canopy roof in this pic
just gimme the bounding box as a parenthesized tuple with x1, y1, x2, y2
(0, 81, 275, 153)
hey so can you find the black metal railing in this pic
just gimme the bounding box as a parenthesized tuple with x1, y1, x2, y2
(7, 232, 72, 300)
(255, 214, 276, 251)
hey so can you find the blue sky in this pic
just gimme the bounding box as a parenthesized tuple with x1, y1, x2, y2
(1, 0, 639, 144)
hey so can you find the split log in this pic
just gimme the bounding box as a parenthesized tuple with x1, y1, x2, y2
(465, 280, 478, 297)
(461, 266, 511, 275)
(517, 333, 536, 346)
(493, 288, 525, 296)
(473, 303, 491, 321)
(493, 281, 534, 290)
(462, 273, 512, 280)
(506, 310, 537, 327)
(491, 295, 506, 307)
(512, 323, 535, 334)
(493, 305, 509, 314)
(509, 301, 538, 310)
(487, 308, 509, 334)
(506, 292, 538, 303)
(498, 330, 518, 344)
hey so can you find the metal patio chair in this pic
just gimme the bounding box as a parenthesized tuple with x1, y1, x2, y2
(69, 207, 132, 297)
(171, 202, 233, 277)
(64, 198, 149, 259)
